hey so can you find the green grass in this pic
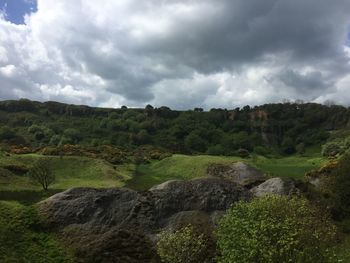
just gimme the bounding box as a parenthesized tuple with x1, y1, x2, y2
(0, 154, 131, 204)
(0, 154, 128, 191)
(0, 201, 73, 263)
(125, 154, 327, 190)
(252, 155, 325, 179)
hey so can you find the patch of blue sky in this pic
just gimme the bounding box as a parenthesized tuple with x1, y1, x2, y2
(0, 0, 37, 24)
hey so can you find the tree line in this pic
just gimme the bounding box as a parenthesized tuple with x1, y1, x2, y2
(0, 99, 349, 156)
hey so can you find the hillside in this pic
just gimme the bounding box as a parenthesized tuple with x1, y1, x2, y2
(1, 99, 350, 262)
(0, 99, 349, 156)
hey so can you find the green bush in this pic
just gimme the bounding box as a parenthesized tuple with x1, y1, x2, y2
(157, 225, 209, 263)
(322, 142, 344, 157)
(216, 195, 339, 263)
(328, 154, 350, 220)
(253, 146, 270, 156)
(237, 148, 250, 158)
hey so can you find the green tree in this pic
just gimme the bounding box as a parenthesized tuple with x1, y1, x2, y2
(0, 126, 15, 141)
(63, 128, 81, 143)
(27, 159, 55, 191)
(216, 196, 338, 263)
(281, 137, 296, 154)
(157, 225, 208, 263)
(185, 133, 207, 152)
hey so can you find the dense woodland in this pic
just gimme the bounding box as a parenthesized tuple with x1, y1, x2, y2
(0, 99, 349, 156)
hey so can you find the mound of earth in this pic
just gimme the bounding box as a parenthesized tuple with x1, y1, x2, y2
(206, 162, 267, 187)
(39, 178, 251, 263)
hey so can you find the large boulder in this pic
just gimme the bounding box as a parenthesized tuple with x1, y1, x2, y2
(38, 178, 251, 263)
(206, 162, 267, 187)
(250, 177, 300, 197)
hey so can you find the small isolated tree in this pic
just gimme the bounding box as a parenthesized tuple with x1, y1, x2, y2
(28, 159, 55, 190)
(157, 225, 208, 263)
(216, 195, 339, 263)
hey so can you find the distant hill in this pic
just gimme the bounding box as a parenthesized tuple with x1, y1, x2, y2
(0, 99, 349, 155)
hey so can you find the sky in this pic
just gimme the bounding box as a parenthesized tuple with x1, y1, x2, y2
(0, 0, 350, 109)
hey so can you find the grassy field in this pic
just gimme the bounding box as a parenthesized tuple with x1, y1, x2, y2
(0, 154, 129, 190)
(0, 152, 327, 199)
(125, 154, 326, 190)
(0, 154, 132, 203)
(1, 152, 349, 262)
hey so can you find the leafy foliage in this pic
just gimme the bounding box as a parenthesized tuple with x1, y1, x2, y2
(157, 225, 209, 263)
(327, 154, 350, 220)
(322, 142, 345, 157)
(216, 195, 339, 263)
(1, 100, 349, 155)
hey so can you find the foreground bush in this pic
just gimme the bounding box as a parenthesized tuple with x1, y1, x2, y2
(157, 225, 209, 263)
(328, 153, 350, 220)
(216, 195, 339, 263)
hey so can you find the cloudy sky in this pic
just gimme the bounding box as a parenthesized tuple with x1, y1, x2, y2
(0, 0, 350, 109)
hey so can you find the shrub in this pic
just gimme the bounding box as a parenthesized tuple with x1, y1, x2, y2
(322, 142, 344, 157)
(207, 144, 226, 156)
(328, 154, 350, 220)
(296, 142, 306, 154)
(216, 195, 339, 263)
(237, 148, 250, 158)
(253, 146, 270, 156)
(63, 128, 81, 143)
(157, 225, 209, 263)
(49, 135, 61, 146)
(281, 137, 296, 154)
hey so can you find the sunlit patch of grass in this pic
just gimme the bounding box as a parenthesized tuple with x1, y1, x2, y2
(125, 154, 327, 190)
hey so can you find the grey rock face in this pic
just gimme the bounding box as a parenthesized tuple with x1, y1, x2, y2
(206, 162, 267, 187)
(39, 178, 251, 263)
(250, 177, 300, 197)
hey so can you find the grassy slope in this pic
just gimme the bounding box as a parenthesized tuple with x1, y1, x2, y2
(0, 201, 73, 263)
(125, 154, 326, 191)
(0, 154, 132, 204)
(0, 154, 129, 191)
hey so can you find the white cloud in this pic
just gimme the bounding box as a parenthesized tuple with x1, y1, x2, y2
(0, 64, 15, 77)
(0, 0, 349, 108)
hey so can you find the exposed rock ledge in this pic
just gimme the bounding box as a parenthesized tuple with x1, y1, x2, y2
(38, 178, 251, 263)
(206, 162, 267, 187)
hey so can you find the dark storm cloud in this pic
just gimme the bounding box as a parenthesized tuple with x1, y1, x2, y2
(0, 0, 349, 108)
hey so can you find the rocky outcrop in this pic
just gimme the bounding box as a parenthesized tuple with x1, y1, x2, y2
(250, 177, 300, 197)
(39, 178, 251, 263)
(206, 162, 267, 187)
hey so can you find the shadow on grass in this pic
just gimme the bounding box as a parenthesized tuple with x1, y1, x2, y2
(0, 189, 64, 205)
(124, 165, 149, 191)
